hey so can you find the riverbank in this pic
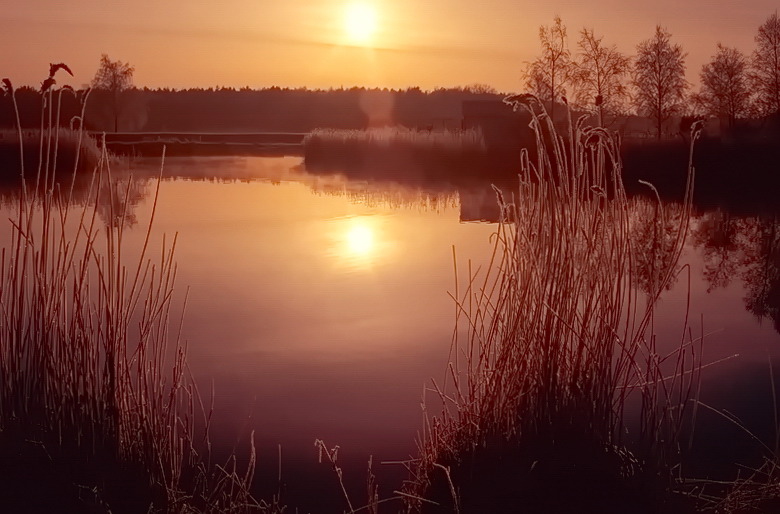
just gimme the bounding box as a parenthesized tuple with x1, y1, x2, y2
(301, 128, 780, 210)
(622, 137, 780, 211)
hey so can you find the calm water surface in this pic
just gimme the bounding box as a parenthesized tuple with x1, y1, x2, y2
(4, 155, 780, 510)
(124, 156, 500, 508)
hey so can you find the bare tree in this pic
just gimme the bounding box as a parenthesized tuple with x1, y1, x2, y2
(633, 26, 688, 140)
(572, 28, 631, 127)
(91, 54, 134, 132)
(699, 44, 750, 127)
(522, 16, 571, 122)
(751, 13, 780, 116)
(463, 83, 498, 94)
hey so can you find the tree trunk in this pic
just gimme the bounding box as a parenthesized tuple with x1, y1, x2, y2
(113, 90, 119, 132)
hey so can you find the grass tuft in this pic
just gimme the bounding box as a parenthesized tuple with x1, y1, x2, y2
(401, 95, 701, 513)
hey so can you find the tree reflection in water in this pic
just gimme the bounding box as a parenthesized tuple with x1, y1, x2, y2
(94, 174, 146, 228)
(629, 198, 685, 296)
(692, 210, 742, 291)
(693, 210, 780, 332)
(0, 169, 146, 230)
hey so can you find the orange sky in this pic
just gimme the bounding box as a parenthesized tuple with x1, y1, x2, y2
(1, 0, 776, 92)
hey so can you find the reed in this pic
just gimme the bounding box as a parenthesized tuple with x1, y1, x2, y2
(303, 126, 488, 179)
(402, 94, 703, 512)
(0, 67, 260, 512)
(711, 457, 780, 512)
(0, 128, 104, 179)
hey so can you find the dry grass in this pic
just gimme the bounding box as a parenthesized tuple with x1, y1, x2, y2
(710, 458, 780, 513)
(2, 79, 104, 179)
(400, 94, 703, 512)
(0, 67, 262, 512)
(303, 126, 488, 179)
(0, 128, 104, 178)
(306, 126, 485, 148)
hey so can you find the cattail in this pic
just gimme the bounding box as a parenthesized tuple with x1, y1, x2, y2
(1, 78, 12, 95)
(49, 62, 73, 78)
(41, 77, 55, 93)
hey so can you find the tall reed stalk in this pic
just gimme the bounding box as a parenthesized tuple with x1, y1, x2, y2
(403, 94, 703, 511)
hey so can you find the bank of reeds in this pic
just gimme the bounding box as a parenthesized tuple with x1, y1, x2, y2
(303, 126, 488, 180)
(2, 77, 104, 180)
(0, 128, 104, 180)
(0, 68, 261, 512)
(401, 94, 702, 512)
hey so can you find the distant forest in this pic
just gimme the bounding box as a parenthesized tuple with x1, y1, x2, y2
(0, 86, 501, 133)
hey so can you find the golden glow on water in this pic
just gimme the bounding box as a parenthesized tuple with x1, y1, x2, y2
(329, 215, 390, 271)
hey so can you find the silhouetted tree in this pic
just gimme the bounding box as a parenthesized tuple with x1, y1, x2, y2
(750, 13, 780, 116)
(633, 26, 688, 140)
(572, 28, 630, 127)
(463, 83, 498, 94)
(91, 54, 134, 132)
(699, 44, 750, 127)
(522, 16, 572, 122)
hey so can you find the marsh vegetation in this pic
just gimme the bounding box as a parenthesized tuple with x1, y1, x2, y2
(303, 126, 488, 180)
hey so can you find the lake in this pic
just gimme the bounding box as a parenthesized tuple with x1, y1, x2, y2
(2, 154, 780, 511)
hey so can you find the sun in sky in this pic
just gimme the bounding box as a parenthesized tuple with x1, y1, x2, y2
(343, 2, 379, 46)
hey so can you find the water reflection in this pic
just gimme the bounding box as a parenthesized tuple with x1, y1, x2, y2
(94, 174, 146, 228)
(2, 154, 780, 509)
(693, 211, 780, 332)
(629, 199, 685, 296)
(324, 214, 398, 271)
(0, 167, 147, 229)
(693, 210, 740, 291)
(346, 223, 373, 254)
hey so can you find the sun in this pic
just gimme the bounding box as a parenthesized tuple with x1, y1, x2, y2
(344, 3, 378, 46)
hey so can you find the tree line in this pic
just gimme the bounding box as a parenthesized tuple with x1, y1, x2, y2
(2, 13, 779, 138)
(523, 14, 780, 138)
(1, 65, 501, 133)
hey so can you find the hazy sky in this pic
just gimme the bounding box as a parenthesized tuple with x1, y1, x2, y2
(1, 0, 776, 92)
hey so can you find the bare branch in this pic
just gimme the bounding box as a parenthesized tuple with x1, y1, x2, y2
(522, 16, 572, 122)
(633, 26, 688, 140)
(91, 54, 135, 132)
(699, 44, 750, 126)
(572, 28, 631, 127)
(750, 13, 780, 116)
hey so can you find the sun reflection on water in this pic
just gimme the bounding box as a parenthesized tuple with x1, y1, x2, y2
(327, 215, 390, 271)
(347, 224, 374, 254)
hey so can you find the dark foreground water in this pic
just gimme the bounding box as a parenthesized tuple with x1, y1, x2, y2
(2, 155, 780, 511)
